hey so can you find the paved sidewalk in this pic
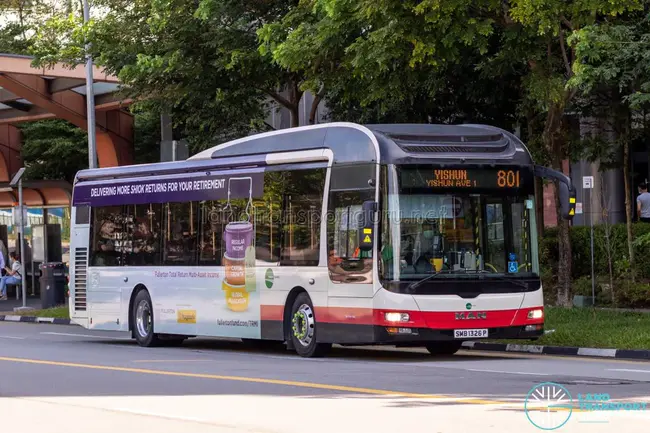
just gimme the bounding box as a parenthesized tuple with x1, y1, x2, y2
(0, 296, 42, 313)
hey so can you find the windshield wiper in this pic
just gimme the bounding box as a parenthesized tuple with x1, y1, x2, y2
(405, 269, 464, 291)
(405, 268, 530, 291)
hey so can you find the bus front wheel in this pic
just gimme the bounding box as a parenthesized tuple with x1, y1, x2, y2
(424, 341, 462, 356)
(289, 293, 331, 358)
(132, 289, 160, 347)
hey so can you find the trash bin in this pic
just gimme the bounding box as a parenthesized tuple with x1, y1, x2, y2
(40, 262, 67, 309)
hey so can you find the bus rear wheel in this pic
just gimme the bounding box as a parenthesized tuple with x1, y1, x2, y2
(424, 341, 462, 356)
(132, 290, 160, 347)
(289, 293, 331, 358)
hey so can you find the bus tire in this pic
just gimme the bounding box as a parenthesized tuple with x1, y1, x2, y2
(289, 292, 331, 358)
(424, 341, 462, 356)
(132, 289, 160, 347)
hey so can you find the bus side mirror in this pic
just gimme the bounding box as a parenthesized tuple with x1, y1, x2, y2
(358, 200, 377, 252)
(559, 182, 577, 220)
(533, 165, 576, 221)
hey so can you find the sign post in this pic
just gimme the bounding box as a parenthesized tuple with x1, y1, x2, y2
(10, 168, 31, 310)
(83, 0, 97, 169)
(583, 176, 595, 306)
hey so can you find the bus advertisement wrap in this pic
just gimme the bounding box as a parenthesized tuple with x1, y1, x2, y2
(72, 171, 265, 206)
(150, 266, 262, 339)
(83, 170, 267, 339)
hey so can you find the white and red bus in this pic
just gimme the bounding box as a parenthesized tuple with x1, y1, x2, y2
(68, 122, 576, 357)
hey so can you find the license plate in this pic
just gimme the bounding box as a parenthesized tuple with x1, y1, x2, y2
(454, 329, 488, 339)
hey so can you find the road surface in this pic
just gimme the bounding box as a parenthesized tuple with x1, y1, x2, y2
(0, 322, 648, 432)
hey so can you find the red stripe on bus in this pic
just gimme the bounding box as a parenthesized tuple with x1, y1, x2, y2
(261, 305, 543, 329)
(316, 307, 375, 325)
(261, 305, 284, 321)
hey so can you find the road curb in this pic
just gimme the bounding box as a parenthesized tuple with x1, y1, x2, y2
(461, 341, 650, 361)
(0, 314, 72, 325)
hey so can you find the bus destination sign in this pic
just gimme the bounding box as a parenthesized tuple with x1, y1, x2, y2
(400, 167, 532, 190)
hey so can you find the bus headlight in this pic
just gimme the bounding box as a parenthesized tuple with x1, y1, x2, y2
(385, 312, 410, 322)
(528, 309, 543, 320)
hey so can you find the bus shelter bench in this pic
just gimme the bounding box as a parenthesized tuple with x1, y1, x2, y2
(7, 280, 22, 300)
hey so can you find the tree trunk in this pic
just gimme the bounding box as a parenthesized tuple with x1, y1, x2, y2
(543, 102, 572, 306)
(555, 189, 572, 306)
(18, 1, 27, 41)
(264, 79, 303, 128)
(289, 105, 300, 128)
(309, 94, 322, 125)
(288, 79, 303, 128)
(535, 177, 544, 239)
(599, 179, 615, 304)
(622, 112, 635, 282)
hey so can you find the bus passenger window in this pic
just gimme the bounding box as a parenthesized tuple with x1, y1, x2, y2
(199, 200, 227, 266)
(90, 206, 127, 267)
(125, 204, 162, 266)
(163, 202, 198, 266)
(280, 168, 325, 266)
(255, 171, 283, 263)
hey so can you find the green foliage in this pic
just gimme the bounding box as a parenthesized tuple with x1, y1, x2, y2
(541, 222, 650, 307)
(0, 20, 31, 54)
(11, 306, 69, 318)
(133, 108, 161, 165)
(535, 306, 650, 350)
(568, 13, 650, 109)
(0, 0, 68, 55)
(19, 119, 88, 184)
(29, 0, 291, 150)
(18, 111, 162, 183)
(614, 281, 650, 308)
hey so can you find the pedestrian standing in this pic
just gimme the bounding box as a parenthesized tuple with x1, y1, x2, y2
(637, 183, 650, 222)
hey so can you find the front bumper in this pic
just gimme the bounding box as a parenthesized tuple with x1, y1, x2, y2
(374, 324, 544, 343)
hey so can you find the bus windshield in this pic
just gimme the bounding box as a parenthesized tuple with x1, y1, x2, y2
(379, 165, 539, 281)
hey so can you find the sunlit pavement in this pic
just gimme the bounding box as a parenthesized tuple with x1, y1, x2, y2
(0, 323, 648, 432)
(3, 394, 649, 433)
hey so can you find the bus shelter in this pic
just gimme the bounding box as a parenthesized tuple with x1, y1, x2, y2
(0, 180, 71, 299)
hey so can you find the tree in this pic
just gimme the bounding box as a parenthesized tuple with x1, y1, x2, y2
(0, 0, 61, 54)
(0, 1, 163, 178)
(257, 0, 642, 305)
(498, 0, 643, 305)
(568, 12, 650, 282)
(29, 0, 321, 137)
(19, 119, 88, 183)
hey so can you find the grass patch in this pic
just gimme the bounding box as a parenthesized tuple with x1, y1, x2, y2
(10, 306, 69, 319)
(492, 306, 650, 350)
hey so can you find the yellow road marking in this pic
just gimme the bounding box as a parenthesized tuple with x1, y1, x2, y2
(0, 355, 446, 398)
(0, 355, 592, 412)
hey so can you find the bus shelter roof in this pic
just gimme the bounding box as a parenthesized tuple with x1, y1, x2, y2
(0, 180, 71, 208)
(0, 53, 129, 124)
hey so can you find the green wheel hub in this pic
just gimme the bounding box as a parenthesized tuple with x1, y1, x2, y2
(291, 304, 314, 347)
